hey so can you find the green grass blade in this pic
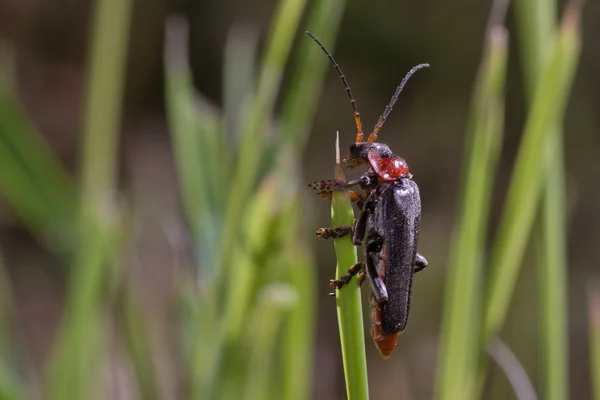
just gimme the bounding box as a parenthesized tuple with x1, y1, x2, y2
(121, 290, 161, 400)
(481, 1, 581, 359)
(435, 26, 508, 400)
(165, 18, 224, 276)
(218, 0, 307, 274)
(47, 0, 133, 397)
(514, 1, 568, 398)
(535, 129, 568, 400)
(0, 44, 76, 247)
(223, 24, 258, 148)
(330, 135, 369, 400)
(0, 363, 27, 400)
(243, 284, 297, 400)
(281, 247, 316, 400)
(164, 18, 207, 234)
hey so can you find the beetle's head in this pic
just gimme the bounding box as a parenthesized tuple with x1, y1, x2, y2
(344, 142, 394, 168)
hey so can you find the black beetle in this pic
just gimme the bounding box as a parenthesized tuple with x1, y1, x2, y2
(306, 31, 429, 357)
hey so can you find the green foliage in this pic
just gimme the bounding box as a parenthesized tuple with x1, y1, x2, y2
(435, 24, 508, 400)
(0, 0, 588, 397)
(435, 2, 582, 400)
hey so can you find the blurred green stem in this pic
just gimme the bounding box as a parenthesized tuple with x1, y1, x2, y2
(282, 248, 316, 400)
(47, 0, 133, 398)
(514, 0, 567, 398)
(480, 3, 581, 387)
(435, 25, 507, 400)
(218, 0, 307, 275)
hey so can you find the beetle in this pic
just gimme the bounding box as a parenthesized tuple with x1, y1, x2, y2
(306, 31, 429, 357)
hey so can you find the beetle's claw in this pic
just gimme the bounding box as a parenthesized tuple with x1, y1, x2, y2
(316, 228, 330, 239)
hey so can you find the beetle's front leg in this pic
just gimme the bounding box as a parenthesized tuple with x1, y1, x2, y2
(329, 261, 365, 296)
(316, 223, 354, 240)
(414, 253, 428, 273)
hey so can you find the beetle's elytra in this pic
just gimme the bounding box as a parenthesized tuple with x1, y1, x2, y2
(306, 31, 429, 357)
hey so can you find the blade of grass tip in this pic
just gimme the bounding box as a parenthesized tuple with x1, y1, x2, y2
(330, 133, 369, 400)
(282, 246, 316, 400)
(165, 17, 206, 234)
(589, 282, 600, 400)
(435, 25, 508, 400)
(47, 0, 133, 397)
(514, 1, 569, 399)
(279, 0, 347, 151)
(218, 0, 307, 276)
(164, 17, 223, 276)
(487, 338, 538, 400)
(223, 23, 258, 148)
(480, 0, 581, 384)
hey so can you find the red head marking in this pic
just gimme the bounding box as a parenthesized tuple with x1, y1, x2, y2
(368, 150, 409, 181)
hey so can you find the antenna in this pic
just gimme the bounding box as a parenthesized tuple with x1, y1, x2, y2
(306, 31, 364, 143)
(367, 63, 429, 143)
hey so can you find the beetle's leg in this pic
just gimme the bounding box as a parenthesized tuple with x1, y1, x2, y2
(348, 190, 367, 210)
(358, 272, 366, 287)
(414, 253, 428, 273)
(316, 224, 353, 239)
(307, 178, 347, 200)
(329, 261, 365, 296)
(364, 252, 388, 302)
(352, 211, 368, 246)
(352, 194, 378, 246)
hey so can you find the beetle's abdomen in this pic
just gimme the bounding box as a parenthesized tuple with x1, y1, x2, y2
(371, 293, 400, 358)
(371, 180, 421, 336)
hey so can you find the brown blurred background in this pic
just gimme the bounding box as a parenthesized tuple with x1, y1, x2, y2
(1, 0, 599, 398)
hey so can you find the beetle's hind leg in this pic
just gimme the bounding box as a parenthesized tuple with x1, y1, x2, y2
(329, 261, 365, 297)
(414, 253, 428, 273)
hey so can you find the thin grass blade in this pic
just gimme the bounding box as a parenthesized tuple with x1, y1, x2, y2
(435, 25, 508, 400)
(481, 0, 582, 369)
(330, 134, 369, 400)
(514, 0, 568, 397)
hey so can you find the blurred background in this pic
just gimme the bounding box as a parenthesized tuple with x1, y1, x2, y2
(0, 0, 598, 399)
